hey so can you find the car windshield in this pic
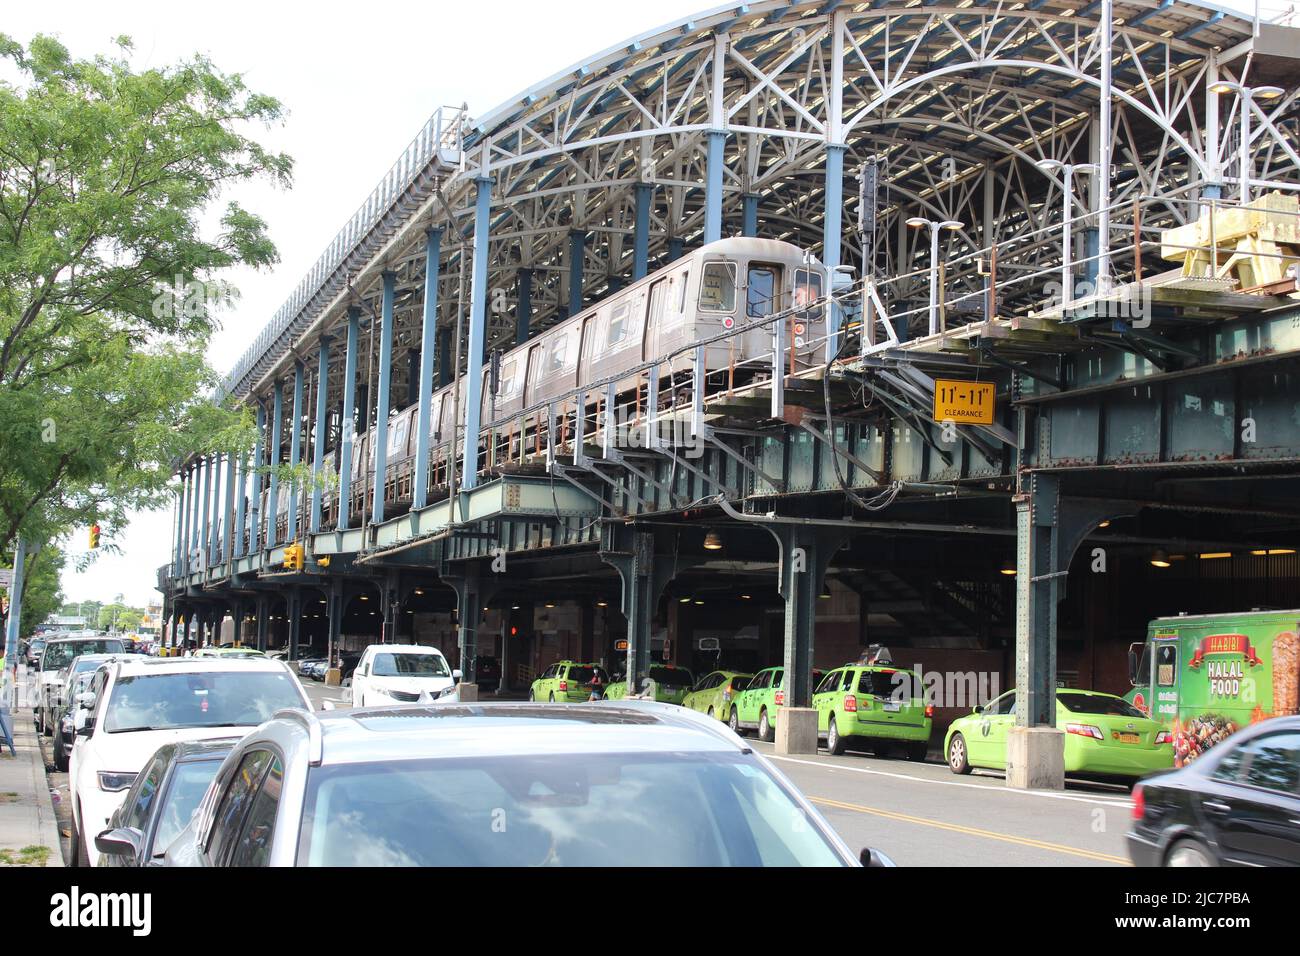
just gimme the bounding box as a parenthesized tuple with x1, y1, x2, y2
(372, 653, 450, 678)
(1057, 692, 1146, 718)
(297, 751, 845, 867)
(153, 758, 227, 858)
(650, 667, 692, 687)
(103, 671, 305, 733)
(43, 640, 125, 670)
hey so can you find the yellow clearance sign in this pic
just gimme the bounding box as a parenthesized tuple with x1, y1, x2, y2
(932, 379, 996, 425)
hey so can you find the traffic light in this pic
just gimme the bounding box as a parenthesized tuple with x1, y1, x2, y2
(89, 523, 101, 549)
(283, 543, 303, 571)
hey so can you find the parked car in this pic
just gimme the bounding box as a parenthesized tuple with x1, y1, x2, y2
(350, 644, 460, 706)
(50, 653, 146, 772)
(731, 666, 825, 741)
(945, 688, 1172, 780)
(96, 738, 240, 867)
(34, 636, 128, 736)
(68, 656, 312, 866)
(604, 665, 695, 705)
(474, 656, 501, 692)
(529, 661, 610, 703)
(1127, 715, 1300, 866)
(814, 663, 932, 759)
(681, 670, 754, 723)
(24, 638, 47, 668)
(194, 647, 266, 660)
(164, 700, 885, 867)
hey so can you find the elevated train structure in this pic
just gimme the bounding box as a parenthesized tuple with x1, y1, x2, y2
(162, 1, 1300, 785)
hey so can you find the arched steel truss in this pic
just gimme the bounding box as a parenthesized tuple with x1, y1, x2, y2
(211, 0, 1299, 477)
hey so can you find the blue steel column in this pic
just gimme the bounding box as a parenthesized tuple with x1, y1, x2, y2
(568, 229, 586, 317)
(310, 337, 332, 532)
(177, 468, 190, 574)
(704, 130, 726, 244)
(514, 268, 532, 346)
(233, 449, 247, 559)
(199, 455, 212, 570)
(250, 402, 265, 552)
(286, 360, 305, 539)
(222, 452, 236, 563)
(823, 143, 846, 359)
(669, 237, 684, 262)
(337, 307, 360, 531)
(211, 454, 225, 565)
(633, 183, 652, 281)
(414, 229, 442, 510)
(189, 459, 201, 562)
(742, 193, 759, 237)
(173, 472, 186, 573)
(266, 381, 283, 547)
(371, 272, 396, 524)
(462, 175, 492, 491)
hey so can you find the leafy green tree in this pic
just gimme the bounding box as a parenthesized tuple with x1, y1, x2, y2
(0, 34, 291, 558)
(16, 542, 63, 637)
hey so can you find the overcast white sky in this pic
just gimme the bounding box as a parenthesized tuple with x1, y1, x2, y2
(8, 0, 1285, 609)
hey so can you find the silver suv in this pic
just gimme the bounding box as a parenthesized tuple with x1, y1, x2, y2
(164, 701, 875, 867)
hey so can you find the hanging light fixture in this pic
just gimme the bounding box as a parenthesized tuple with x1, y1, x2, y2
(1000, 565, 1017, 576)
(703, 530, 723, 551)
(1150, 549, 1171, 569)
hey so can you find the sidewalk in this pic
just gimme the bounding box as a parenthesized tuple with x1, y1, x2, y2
(0, 710, 63, 867)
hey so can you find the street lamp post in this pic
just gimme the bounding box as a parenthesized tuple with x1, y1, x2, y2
(1209, 81, 1284, 206)
(905, 217, 963, 336)
(1036, 160, 1098, 308)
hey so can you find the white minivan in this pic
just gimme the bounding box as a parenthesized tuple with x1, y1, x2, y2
(350, 644, 461, 707)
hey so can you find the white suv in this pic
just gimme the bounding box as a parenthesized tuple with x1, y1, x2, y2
(69, 656, 311, 866)
(350, 644, 461, 707)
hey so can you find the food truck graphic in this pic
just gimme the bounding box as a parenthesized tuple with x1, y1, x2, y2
(1127, 610, 1300, 768)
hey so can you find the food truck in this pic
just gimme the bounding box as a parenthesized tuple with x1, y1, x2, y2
(1127, 609, 1300, 767)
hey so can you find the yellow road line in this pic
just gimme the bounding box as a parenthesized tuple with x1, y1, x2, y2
(809, 796, 1131, 865)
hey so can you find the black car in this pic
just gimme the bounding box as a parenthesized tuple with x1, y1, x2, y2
(1128, 715, 1300, 866)
(96, 738, 240, 867)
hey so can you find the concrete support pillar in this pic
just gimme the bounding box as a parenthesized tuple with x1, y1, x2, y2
(287, 360, 305, 539)
(267, 381, 283, 547)
(414, 229, 442, 511)
(325, 581, 344, 686)
(704, 130, 726, 245)
(372, 272, 396, 525)
(568, 229, 586, 318)
(311, 336, 332, 532)
(337, 307, 360, 531)
(742, 192, 759, 237)
(633, 183, 652, 281)
(463, 174, 492, 491)
(515, 267, 532, 346)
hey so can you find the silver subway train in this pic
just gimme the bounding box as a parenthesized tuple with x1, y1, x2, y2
(246, 236, 827, 543)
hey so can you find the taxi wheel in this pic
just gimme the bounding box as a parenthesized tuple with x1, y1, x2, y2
(527, 690, 535, 701)
(827, 717, 846, 756)
(759, 709, 774, 742)
(907, 741, 929, 763)
(548, 692, 555, 703)
(947, 733, 972, 774)
(728, 708, 741, 735)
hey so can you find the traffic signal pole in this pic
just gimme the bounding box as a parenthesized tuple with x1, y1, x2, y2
(4, 538, 27, 707)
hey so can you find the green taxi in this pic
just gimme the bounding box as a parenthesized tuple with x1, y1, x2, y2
(603, 664, 694, 704)
(681, 670, 754, 722)
(729, 666, 824, 741)
(529, 661, 610, 703)
(813, 663, 932, 758)
(944, 688, 1174, 779)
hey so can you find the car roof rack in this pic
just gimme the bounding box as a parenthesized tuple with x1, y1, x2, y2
(272, 708, 324, 766)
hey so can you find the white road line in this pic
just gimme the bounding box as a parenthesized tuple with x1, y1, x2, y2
(762, 750, 1133, 808)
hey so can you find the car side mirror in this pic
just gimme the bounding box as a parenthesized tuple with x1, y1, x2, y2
(95, 827, 143, 860)
(972, 705, 983, 715)
(452, 669, 463, 683)
(76, 691, 96, 711)
(859, 847, 896, 868)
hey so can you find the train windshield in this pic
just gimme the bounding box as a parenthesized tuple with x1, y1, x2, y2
(698, 262, 737, 312)
(795, 268, 824, 322)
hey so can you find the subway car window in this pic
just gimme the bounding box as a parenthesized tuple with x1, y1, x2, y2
(607, 303, 630, 345)
(795, 268, 824, 321)
(747, 266, 776, 318)
(698, 262, 737, 312)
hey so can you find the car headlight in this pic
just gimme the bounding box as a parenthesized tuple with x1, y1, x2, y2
(96, 771, 137, 793)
